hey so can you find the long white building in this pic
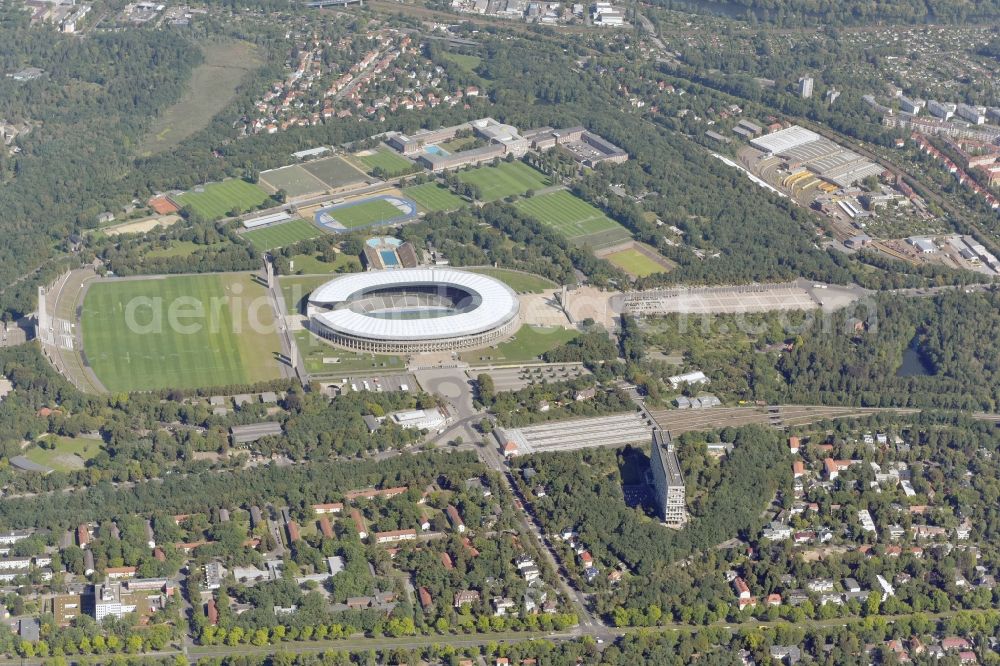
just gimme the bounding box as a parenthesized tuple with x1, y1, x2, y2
(650, 429, 686, 527)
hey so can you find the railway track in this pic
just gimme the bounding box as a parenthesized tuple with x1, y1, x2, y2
(647, 404, 919, 435)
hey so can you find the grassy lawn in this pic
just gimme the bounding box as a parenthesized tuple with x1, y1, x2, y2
(442, 52, 481, 72)
(82, 274, 284, 392)
(259, 165, 328, 198)
(303, 156, 367, 188)
(356, 148, 415, 177)
(293, 330, 405, 375)
(403, 183, 466, 212)
(460, 325, 579, 364)
(139, 41, 263, 156)
(244, 219, 323, 251)
(279, 275, 332, 313)
(288, 252, 360, 274)
(327, 199, 404, 228)
(515, 190, 627, 242)
(176, 180, 270, 220)
(439, 135, 480, 152)
(458, 161, 550, 202)
(604, 247, 671, 277)
(23, 435, 102, 472)
(466, 268, 557, 293)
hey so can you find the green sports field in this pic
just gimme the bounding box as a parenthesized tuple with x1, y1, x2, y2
(403, 183, 465, 212)
(458, 161, 550, 202)
(604, 247, 671, 277)
(303, 156, 367, 187)
(515, 190, 631, 247)
(467, 268, 557, 293)
(356, 148, 415, 177)
(328, 199, 404, 228)
(82, 274, 284, 392)
(176, 180, 270, 220)
(244, 219, 323, 251)
(259, 165, 327, 198)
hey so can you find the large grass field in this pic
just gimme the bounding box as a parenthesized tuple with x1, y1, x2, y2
(328, 199, 404, 228)
(293, 330, 405, 375)
(259, 165, 327, 198)
(356, 148, 415, 177)
(82, 274, 284, 392)
(244, 219, 323, 251)
(403, 183, 466, 212)
(460, 325, 579, 364)
(604, 247, 671, 277)
(175, 180, 270, 220)
(515, 191, 631, 246)
(139, 41, 263, 156)
(466, 268, 557, 293)
(303, 156, 367, 188)
(23, 436, 102, 472)
(458, 161, 549, 202)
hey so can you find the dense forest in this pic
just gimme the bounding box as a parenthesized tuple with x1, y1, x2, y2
(657, 0, 1000, 26)
(777, 290, 1000, 410)
(0, 14, 204, 317)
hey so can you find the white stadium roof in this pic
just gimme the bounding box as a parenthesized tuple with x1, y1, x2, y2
(750, 126, 821, 154)
(309, 268, 520, 341)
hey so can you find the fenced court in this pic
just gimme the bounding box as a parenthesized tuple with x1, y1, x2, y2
(314, 195, 417, 232)
(515, 190, 631, 248)
(303, 156, 368, 187)
(173, 179, 270, 220)
(259, 165, 328, 198)
(259, 157, 367, 198)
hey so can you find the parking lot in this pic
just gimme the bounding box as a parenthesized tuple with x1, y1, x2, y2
(468, 363, 590, 392)
(329, 373, 417, 393)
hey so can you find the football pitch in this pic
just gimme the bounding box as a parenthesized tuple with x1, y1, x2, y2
(458, 161, 549, 201)
(303, 156, 367, 187)
(81, 274, 284, 392)
(244, 219, 324, 251)
(515, 190, 631, 247)
(324, 198, 407, 228)
(259, 165, 327, 198)
(604, 247, 670, 277)
(175, 179, 270, 220)
(356, 148, 415, 177)
(403, 183, 465, 212)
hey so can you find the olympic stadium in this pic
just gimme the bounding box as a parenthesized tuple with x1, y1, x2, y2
(306, 268, 521, 353)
